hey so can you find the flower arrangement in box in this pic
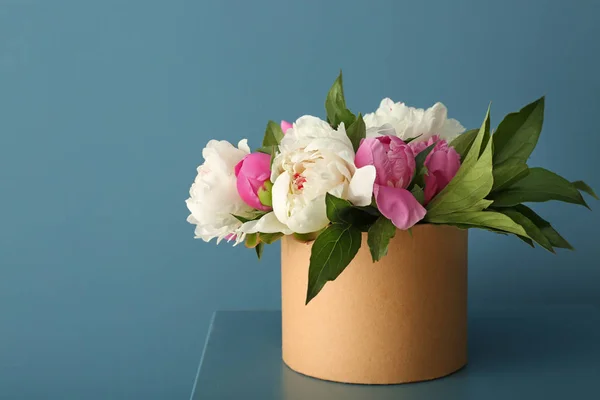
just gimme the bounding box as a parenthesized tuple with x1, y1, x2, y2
(185, 72, 596, 384)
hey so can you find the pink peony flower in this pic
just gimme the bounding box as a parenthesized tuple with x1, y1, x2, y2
(281, 120, 293, 133)
(410, 136, 461, 204)
(234, 152, 273, 211)
(355, 136, 426, 230)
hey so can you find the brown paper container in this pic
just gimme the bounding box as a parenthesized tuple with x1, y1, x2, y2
(281, 224, 468, 384)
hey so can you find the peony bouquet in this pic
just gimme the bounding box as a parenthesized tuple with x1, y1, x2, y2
(186, 73, 597, 304)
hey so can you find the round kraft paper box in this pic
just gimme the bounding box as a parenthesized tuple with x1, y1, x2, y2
(281, 224, 468, 384)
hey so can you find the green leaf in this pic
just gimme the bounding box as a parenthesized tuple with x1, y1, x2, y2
(269, 145, 276, 169)
(257, 180, 273, 208)
(426, 210, 529, 237)
(231, 212, 266, 224)
(492, 162, 529, 192)
(255, 146, 272, 154)
(449, 129, 478, 159)
(426, 106, 493, 217)
(325, 71, 356, 128)
(404, 134, 423, 144)
(293, 232, 320, 242)
(489, 167, 589, 208)
(325, 193, 353, 223)
(367, 216, 396, 262)
(513, 205, 573, 250)
(431, 222, 532, 245)
(412, 143, 436, 188)
(352, 205, 380, 217)
(460, 199, 494, 212)
(245, 233, 259, 248)
(462, 105, 491, 168)
(516, 235, 535, 248)
(325, 193, 377, 230)
(411, 185, 425, 205)
(258, 232, 284, 244)
(255, 242, 264, 259)
(232, 214, 252, 223)
(492, 97, 544, 165)
(496, 208, 554, 252)
(414, 143, 436, 171)
(572, 180, 599, 200)
(346, 114, 366, 152)
(306, 224, 362, 304)
(262, 120, 284, 147)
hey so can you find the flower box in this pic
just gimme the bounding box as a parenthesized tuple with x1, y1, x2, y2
(282, 225, 467, 384)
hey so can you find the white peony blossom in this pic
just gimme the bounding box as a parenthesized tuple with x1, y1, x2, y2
(267, 116, 375, 234)
(186, 139, 253, 245)
(364, 98, 464, 143)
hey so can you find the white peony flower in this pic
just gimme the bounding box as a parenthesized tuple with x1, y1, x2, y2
(267, 116, 375, 234)
(186, 139, 254, 245)
(364, 98, 465, 143)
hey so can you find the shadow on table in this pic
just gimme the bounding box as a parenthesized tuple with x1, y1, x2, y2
(279, 308, 598, 400)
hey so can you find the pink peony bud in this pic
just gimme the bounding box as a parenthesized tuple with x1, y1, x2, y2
(234, 152, 273, 211)
(410, 136, 461, 204)
(355, 136, 426, 230)
(281, 120, 293, 134)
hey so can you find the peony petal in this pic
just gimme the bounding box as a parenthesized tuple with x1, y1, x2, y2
(423, 144, 461, 203)
(441, 118, 465, 142)
(272, 173, 292, 226)
(281, 120, 293, 133)
(424, 172, 441, 204)
(348, 165, 376, 206)
(237, 139, 251, 154)
(240, 212, 293, 235)
(242, 152, 270, 176)
(236, 173, 269, 210)
(355, 138, 376, 168)
(234, 158, 245, 177)
(374, 184, 426, 230)
(286, 195, 329, 234)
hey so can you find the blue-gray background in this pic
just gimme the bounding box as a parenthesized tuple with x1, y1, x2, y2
(1, 0, 598, 399)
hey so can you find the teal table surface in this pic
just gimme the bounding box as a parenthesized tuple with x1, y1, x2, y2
(191, 306, 600, 399)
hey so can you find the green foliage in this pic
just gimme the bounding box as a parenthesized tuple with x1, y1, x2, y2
(492, 97, 544, 165)
(255, 242, 264, 259)
(510, 205, 572, 250)
(404, 134, 423, 144)
(293, 232, 320, 242)
(325, 193, 353, 223)
(306, 223, 362, 304)
(449, 128, 477, 159)
(231, 212, 265, 224)
(489, 167, 589, 208)
(262, 120, 284, 147)
(257, 180, 273, 208)
(325, 193, 378, 231)
(496, 208, 554, 252)
(325, 71, 356, 128)
(367, 216, 396, 262)
(491, 162, 529, 192)
(426, 106, 494, 218)
(411, 143, 436, 188)
(411, 185, 425, 205)
(426, 210, 529, 237)
(259, 232, 284, 244)
(245, 233, 259, 248)
(346, 114, 366, 152)
(572, 180, 599, 200)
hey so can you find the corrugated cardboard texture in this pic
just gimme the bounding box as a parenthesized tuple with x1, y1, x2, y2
(281, 224, 468, 384)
